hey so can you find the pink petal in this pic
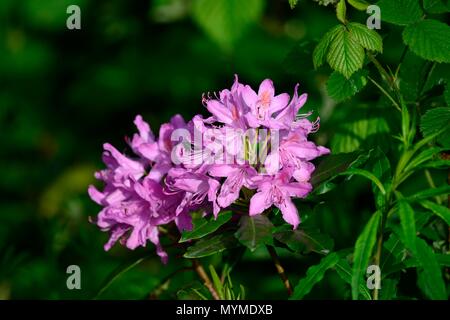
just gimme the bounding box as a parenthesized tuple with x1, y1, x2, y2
(249, 189, 271, 216)
(206, 100, 233, 124)
(258, 79, 275, 98)
(270, 93, 290, 114)
(277, 197, 300, 229)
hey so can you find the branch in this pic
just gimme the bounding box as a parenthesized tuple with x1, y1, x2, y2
(192, 259, 220, 300)
(266, 245, 293, 296)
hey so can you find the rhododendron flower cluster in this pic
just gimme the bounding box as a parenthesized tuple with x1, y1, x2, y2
(88, 76, 329, 263)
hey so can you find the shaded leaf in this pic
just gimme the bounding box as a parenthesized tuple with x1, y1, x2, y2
(415, 238, 446, 299)
(273, 226, 334, 255)
(376, 0, 423, 26)
(352, 211, 381, 300)
(234, 215, 274, 251)
(403, 20, 450, 63)
(313, 25, 342, 69)
(419, 200, 450, 225)
(180, 211, 232, 242)
(395, 195, 417, 253)
(335, 259, 372, 300)
(184, 232, 239, 258)
(291, 253, 339, 299)
(326, 69, 368, 102)
(420, 107, 450, 147)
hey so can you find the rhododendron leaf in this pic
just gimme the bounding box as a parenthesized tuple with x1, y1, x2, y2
(235, 215, 274, 251)
(415, 238, 447, 299)
(376, 0, 423, 26)
(184, 232, 239, 258)
(273, 226, 334, 254)
(326, 69, 368, 102)
(291, 253, 339, 299)
(419, 200, 450, 225)
(180, 211, 233, 243)
(403, 20, 450, 63)
(311, 151, 370, 187)
(335, 259, 372, 300)
(351, 211, 381, 300)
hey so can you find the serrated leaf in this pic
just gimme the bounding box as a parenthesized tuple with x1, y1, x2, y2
(234, 215, 274, 251)
(335, 259, 372, 300)
(311, 151, 370, 187)
(376, 0, 423, 26)
(313, 25, 342, 69)
(415, 238, 446, 300)
(352, 211, 381, 300)
(291, 253, 339, 299)
(273, 226, 334, 254)
(184, 232, 239, 258)
(326, 69, 368, 102)
(336, 0, 347, 24)
(191, 0, 264, 50)
(395, 196, 417, 253)
(420, 107, 450, 147)
(348, 22, 383, 52)
(327, 25, 365, 78)
(445, 84, 450, 106)
(180, 211, 232, 242)
(423, 0, 449, 14)
(403, 20, 450, 63)
(419, 200, 450, 225)
(348, 0, 370, 10)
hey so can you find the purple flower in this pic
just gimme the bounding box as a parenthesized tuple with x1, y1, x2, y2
(249, 169, 312, 228)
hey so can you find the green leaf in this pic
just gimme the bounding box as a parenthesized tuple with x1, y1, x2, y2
(404, 147, 446, 173)
(347, 22, 383, 53)
(336, 0, 347, 24)
(288, 0, 299, 9)
(407, 185, 450, 202)
(403, 20, 450, 63)
(94, 255, 149, 299)
(291, 253, 339, 300)
(313, 25, 342, 69)
(423, 0, 450, 14)
(339, 168, 386, 195)
(380, 279, 399, 300)
(376, 0, 423, 26)
(273, 226, 334, 255)
(326, 69, 368, 102)
(327, 25, 365, 78)
(419, 200, 450, 225)
(191, 0, 264, 50)
(395, 195, 417, 253)
(415, 238, 447, 299)
(209, 265, 224, 299)
(351, 211, 381, 300)
(311, 151, 370, 187)
(420, 107, 450, 147)
(335, 259, 372, 300)
(184, 232, 239, 258)
(348, 0, 370, 10)
(234, 215, 274, 251)
(180, 211, 232, 242)
(371, 148, 392, 210)
(445, 84, 450, 107)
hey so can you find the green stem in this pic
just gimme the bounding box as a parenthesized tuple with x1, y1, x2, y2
(368, 76, 401, 112)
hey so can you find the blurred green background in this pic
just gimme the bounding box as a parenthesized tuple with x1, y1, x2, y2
(1, 0, 437, 299)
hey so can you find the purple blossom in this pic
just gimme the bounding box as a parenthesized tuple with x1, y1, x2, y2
(89, 75, 330, 262)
